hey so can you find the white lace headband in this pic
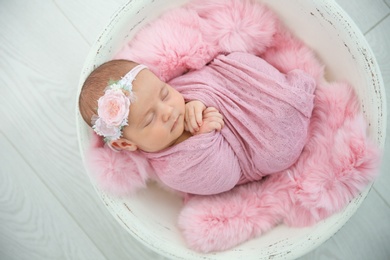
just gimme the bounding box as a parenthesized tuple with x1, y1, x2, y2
(91, 64, 148, 141)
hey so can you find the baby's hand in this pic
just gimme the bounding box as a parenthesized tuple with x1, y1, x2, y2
(196, 107, 224, 135)
(185, 100, 206, 134)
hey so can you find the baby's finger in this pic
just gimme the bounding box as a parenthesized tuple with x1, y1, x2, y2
(204, 107, 222, 116)
(204, 107, 218, 114)
(195, 105, 204, 127)
(195, 122, 221, 135)
(187, 120, 197, 134)
(212, 122, 223, 132)
(186, 107, 199, 132)
(200, 116, 224, 133)
(186, 119, 196, 134)
(184, 121, 189, 132)
(207, 117, 224, 130)
(213, 119, 224, 131)
(203, 111, 224, 121)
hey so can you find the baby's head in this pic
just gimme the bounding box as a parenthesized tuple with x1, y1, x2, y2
(79, 59, 186, 152)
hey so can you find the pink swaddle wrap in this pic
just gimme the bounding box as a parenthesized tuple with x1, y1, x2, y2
(143, 52, 316, 195)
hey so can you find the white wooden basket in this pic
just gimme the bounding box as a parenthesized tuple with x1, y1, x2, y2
(76, 0, 386, 259)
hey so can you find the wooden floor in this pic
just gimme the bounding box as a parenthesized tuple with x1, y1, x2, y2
(1, 0, 389, 259)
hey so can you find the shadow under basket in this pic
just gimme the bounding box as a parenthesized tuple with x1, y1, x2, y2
(76, 0, 387, 259)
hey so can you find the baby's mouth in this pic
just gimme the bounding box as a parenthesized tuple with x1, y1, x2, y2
(171, 115, 179, 132)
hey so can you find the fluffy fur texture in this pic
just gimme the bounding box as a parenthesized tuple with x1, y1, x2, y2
(86, 134, 154, 196)
(87, 0, 382, 253)
(115, 7, 215, 82)
(188, 0, 278, 55)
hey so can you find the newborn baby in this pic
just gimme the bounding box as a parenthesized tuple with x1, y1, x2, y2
(79, 52, 315, 195)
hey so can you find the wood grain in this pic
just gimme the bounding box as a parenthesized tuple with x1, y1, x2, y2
(0, 133, 106, 260)
(0, 0, 165, 259)
(299, 189, 390, 259)
(365, 15, 390, 206)
(53, 0, 129, 45)
(336, 0, 390, 33)
(0, 0, 389, 259)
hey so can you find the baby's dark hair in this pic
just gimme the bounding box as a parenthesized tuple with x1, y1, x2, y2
(79, 59, 138, 126)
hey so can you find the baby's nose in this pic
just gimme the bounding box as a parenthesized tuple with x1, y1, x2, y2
(161, 104, 173, 122)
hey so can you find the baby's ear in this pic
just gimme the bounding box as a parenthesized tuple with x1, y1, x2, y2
(110, 138, 138, 151)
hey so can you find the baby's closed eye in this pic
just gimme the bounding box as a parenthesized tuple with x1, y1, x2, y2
(144, 113, 154, 127)
(161, 86, 169, 100)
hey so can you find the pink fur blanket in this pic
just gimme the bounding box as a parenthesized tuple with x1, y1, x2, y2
(86, 0, 382, 253)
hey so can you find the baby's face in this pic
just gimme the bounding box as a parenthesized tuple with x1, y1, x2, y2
(121, 69, 186, 152)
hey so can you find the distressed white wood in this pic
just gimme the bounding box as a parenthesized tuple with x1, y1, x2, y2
(364, 15, 390, 206)
(335, 0, 390, 33)
(53, 0, 128, 45)
(0, 0, 389, 259)
(299, 1, 390, 258)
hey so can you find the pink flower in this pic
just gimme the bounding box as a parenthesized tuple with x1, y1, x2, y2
(97, 89, 130, 126)
(91, 64, 147, 141)
(93, 117, 122, 140)
(93, 89, 131, 141)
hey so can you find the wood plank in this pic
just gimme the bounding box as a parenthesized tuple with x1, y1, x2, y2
(299, 189, 390, 259)
(53, 0, 129, 45)
(364, 15, 390, 206)
(0, 133, 106, 260)
(335, 0, 390, 33)
(0, 1, 164, 259)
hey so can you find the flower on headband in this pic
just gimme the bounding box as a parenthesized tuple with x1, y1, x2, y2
(91, 64, 148, 142)
(98, 89, 130, 126)
(93, 87, 130, 141)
